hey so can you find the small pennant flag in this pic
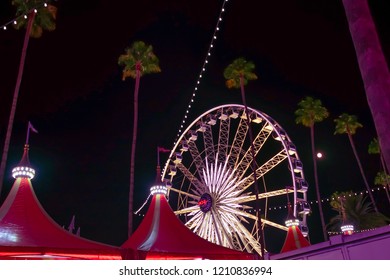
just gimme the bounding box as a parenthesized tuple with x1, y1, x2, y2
(68, 215, 75, 233)
(28, 121, 38, 133)
(158, 147, 170, 153)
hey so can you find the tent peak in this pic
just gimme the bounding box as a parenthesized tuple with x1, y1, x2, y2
(12, 144, 35, 180)
(150, 165, 167, 195)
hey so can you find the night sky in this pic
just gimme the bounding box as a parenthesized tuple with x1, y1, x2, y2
(0, 0, 389, 252)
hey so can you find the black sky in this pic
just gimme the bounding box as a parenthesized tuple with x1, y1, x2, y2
(0, 0, 389, 251)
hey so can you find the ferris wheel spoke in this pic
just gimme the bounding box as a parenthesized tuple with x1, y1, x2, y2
(210, 208, 234, 248)
(220, 205, 287, 231)
(201, 123, 216, 164)
(238, 149, 288, 192)
(217, 111, 230, 164)
(261, 219, 288, 231)
(235, 188, 294, 203)
(235, 124, 272, 181)
(168, 186, 200, 201)
(186, 138, 206, 182)
(228, 115, 248, 168)
(174, 205, 199, 215)
(217, 204, 256, 223)
(220, 211, 262, 255)
(175, 162, 205, 195)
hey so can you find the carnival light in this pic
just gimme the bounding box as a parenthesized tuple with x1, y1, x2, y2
(12, 166, 35, 179)
(341, 224, 354, 235)
(285, 218, 300, 227)
(150, 185, 168, 195)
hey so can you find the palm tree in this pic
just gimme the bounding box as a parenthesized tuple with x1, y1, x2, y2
(374, 171, 390, 205)
(0, 0, 57, 196)
(295, 96, 329, 242)
(342, 0, 390, 174)
(369, 138, 390, 204)
(334, 113, 378, 212)
(118, 41, 161, 237)
(327, 191, 390, 233)
(224, 57, 265, 259)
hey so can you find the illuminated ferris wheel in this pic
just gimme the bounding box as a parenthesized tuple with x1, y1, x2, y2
(162, 104, 310, 256)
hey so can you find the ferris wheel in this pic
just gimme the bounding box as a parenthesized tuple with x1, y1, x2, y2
(162, 104, 310, 256)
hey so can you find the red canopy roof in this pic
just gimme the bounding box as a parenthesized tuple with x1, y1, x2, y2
(280, 225, 310, 253)
(0, 145, 122, 259)
(122, 192, 256, 260)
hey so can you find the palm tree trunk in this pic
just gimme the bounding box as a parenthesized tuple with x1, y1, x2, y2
(239, 76, 265, 259)
(310, 125, 328, 241)
(379, 153, 390, 204)
(128, 66, 141, 237)
(342, 0, 390, 174)
(0, 11, 35, 197)
(347, 133, 379, 212)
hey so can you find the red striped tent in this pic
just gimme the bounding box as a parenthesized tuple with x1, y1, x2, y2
(122, 168, 256, 260)
(0, 145, 122, 260)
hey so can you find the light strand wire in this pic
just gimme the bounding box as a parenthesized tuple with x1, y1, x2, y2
(172, 0, 229, 147)
(0, 2, 52, 31)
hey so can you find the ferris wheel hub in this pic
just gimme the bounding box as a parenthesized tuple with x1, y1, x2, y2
(198, 193, 213, 213)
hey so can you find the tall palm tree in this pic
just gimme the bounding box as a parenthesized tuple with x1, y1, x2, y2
(327, 191, 389, 233)
(295, 96, 329, 242)
(118, 41, 161, 237)
(342, 0, 390, 174)
(223, 57, 265, 259)
(0, 0, 57, 196)
(334, 113, 378, 212)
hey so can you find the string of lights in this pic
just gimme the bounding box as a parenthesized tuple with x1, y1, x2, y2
(261, 186, 389, 212)
(134, 193, 152, 215)
(327, 225, 390, 236)
(0, 2, 51, 31)
(171, 0, 230, 147)
(134, 185, 389, 217)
